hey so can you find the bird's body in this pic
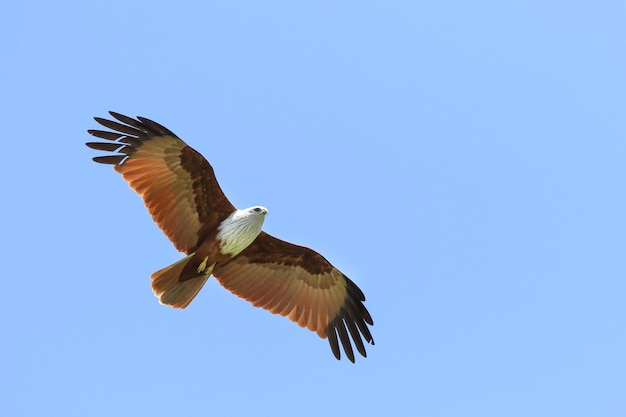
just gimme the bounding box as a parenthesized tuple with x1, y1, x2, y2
(152, 206, 268, 309)
(86, 112, 374, 362)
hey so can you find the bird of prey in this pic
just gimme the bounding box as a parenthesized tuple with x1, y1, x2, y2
(86, 112, 374, 362)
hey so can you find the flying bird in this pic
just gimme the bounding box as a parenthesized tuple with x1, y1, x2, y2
(86, 112, 374, 362)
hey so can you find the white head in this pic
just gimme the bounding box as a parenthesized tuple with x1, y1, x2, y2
(217, 206, 268, 256)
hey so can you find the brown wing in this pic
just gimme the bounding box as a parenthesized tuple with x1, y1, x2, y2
(86, 112, 235, 254)
(212, 232, 374, 362)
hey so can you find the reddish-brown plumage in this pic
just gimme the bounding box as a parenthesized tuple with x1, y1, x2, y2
(86, 112, 374, 362)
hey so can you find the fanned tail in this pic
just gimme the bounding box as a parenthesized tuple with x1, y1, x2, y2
(151, 254, 212, 309)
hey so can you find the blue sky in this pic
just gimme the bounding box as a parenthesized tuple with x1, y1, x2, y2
(2, 1, 626, 416)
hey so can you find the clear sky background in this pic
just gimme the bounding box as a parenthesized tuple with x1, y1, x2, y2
(2, 1, 626, 416)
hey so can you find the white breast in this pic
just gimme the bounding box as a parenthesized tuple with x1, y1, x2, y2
(216, 206, 267, 256)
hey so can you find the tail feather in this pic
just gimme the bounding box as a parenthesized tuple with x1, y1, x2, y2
(151, 255, 212, 309)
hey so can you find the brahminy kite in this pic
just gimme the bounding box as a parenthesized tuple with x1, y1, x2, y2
(86, 112, 374, 362)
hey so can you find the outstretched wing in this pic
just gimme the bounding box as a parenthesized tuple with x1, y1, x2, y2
(86, 112, 235, 254)
(212, 232, 374, 362)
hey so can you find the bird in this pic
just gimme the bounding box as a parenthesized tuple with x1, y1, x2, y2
(86, 112, 374, 362)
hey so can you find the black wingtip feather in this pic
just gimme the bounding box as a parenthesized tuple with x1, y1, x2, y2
(108, 111, 142, 128)
(336, 321, 355, 363)
(94, 117, 143, 136)
(85, 142, 126, 152)
(345, 308, 367, 358)
(136, 115, 177, 137)
(87, 130, 124, 141)
(92, 155, 126, 165)
(328, 329, 341, 361)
